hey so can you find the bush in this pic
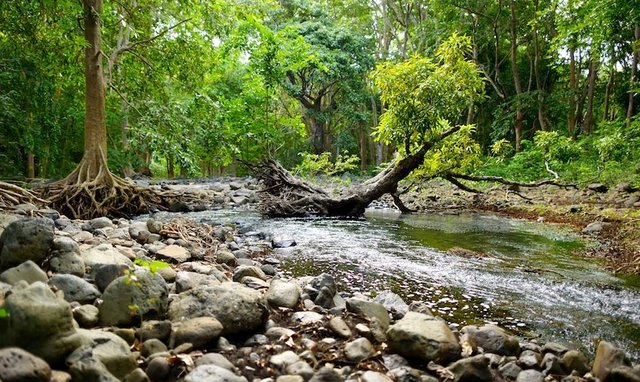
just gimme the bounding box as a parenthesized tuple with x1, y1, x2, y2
(293, 151, 360, 178)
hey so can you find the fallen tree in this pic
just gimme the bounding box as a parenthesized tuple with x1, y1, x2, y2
(249, 36, 574, 217)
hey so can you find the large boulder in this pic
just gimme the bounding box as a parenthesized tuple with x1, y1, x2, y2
(168, 282, 268, 335)
(0, 347, 52, 382)
(461, 325, 520, 356)
(386, 312, 461, 364)
(0, 218, 54, 271)
(0, 282, 81, 364)
(592, 341, 631, 381)
(99, 267, 168, 327)
(48, 274, 101, 304)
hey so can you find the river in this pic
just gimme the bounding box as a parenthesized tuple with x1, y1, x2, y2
(152, 207, 640, 361)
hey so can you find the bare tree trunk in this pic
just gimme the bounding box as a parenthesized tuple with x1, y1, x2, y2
(627, 24, 640, 128)
(27, 152, 35, 178)
(82, 0, 108, 172)
(583, 58, 598, 134)
(532, 0, 548, 131)
(167, 156, 175, 178)
(568, 46, 578, 137)
(509, 0, 524, 152)
(603, 67, 615, 121)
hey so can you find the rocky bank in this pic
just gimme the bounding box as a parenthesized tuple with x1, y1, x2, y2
(0, 178, 639, 382)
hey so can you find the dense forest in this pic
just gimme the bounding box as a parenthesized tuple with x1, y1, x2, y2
(1, 0, 639, 187)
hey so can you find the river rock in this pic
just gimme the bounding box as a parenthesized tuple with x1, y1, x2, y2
(184, 365, 248, 382)
(0, 347, 52, 382)
(49, 237, 85, 277)
(99, 267, 168, 326)
(561, 350, 590, 375)
(74, 329, 137, 379)
(0, 260, 48, 285)
(346, 298, 390, 330)
(168, 282, 268, 335)
(270, 351, 301, 367)
(360, 371, 393, 382)
(137, 320, 172, 343)
(307, 273, 337, 298)
(141, 339, 168, 358)
(175, 271, 220, 293)
(373, 290, 409, 319)
(93, 263, 130, 292)
(541, 352, 565, 375)
(292, 311, 324, 324)
(216, 250, 237, 266)
(581, 222, 611, 235)
(608, 366, 640, 382)
(195, 353, 236, 370)
(386, 312, 461, 363)
(516, 369, 544, 382)
(329, 316, 352, 338)
(0, 218, 54, 271)
(518, 350, 541, 369)
(48, 274, 100, 304)
(145, 357, 171, 382)
(124, 368, 150, 382)
(233, 265, 267, 282)
(156, 245, 190, 263)
(309, 366, 342, 382)
(446, 355, 492, 382)
(89, 217, 115, 230)
(588, 183, 608, 193)
(0, 282, 81, 364)
(461, 324, 519, 356)
(592, 341, 631, 381)
(267, 279, 300, 309)
(171, 316, 224, 349)
(68, 355, 119, 382)
(73, 304, 100, 328)
(344, 337, 374, 362)
(81, 243, 133, 270)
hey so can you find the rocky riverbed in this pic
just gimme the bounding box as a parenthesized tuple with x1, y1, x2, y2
(0, 178, 639, 382)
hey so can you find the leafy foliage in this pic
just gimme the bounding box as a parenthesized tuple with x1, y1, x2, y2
(293, 152, 360, 177)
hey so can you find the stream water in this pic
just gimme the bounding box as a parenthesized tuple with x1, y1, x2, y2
(155, 207, 640, 361)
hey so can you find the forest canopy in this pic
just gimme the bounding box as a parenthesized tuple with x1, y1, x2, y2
(1, 0, 639, 187)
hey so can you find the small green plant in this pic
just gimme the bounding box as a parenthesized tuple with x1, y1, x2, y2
(491, 139, 513, 162)
(133, 258, 171, 273)
(0, 307, 9, 318)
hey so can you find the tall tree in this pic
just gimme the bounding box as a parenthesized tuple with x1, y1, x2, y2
(44, 0, 149, 218)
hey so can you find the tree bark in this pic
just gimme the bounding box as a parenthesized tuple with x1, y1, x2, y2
(26, 152, 35, 178)
(509, 0, 524, 152)
(568, 46, 578, 137)
(82, 0, 108, 175)
(250, 126, 462, 217)
(583, 58, 598, 134)
(627, 24, 640, 128)
(532, 0, 548, 131)
(603, 67, 615, 121)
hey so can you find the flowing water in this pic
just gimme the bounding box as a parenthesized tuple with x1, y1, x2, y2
(156, 207, 640, 361)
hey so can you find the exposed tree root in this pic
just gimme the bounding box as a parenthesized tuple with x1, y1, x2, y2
(0, 181, 47, 210)
(41, 157, 159, 219)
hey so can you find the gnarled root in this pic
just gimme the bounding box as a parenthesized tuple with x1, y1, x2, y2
(41, 158, 159, 219)
(0, 181, 47, 210)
